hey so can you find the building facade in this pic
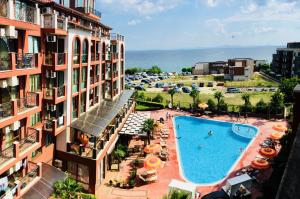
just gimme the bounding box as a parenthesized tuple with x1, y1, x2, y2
(224, 58, 255, 81)
(271, 42, 300, 78)
(0, 0, 130, 197)
(192, 61, 227, 75)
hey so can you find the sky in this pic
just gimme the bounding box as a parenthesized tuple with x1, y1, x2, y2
(96, 0, 300, 51)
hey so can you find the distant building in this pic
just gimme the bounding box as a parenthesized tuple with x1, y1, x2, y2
(224, 58, 255, 81)
(254, 60, 268, 71)
(192, 61, 227, 75)
(271, 42, 300, 78)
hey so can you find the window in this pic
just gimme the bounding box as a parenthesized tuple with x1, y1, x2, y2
(30, 74, 41, 92)
(75, 0, 83, 7)
(28, 36, 39, 54)
(81, 67, 87, 89)
(72, 69, 79, 93)
(30, 112, 41, 126)
(80, 92, 86, 113)
(45, 133, 54, 146)
(72, 97, 78, 119)
(32, 147, 42, 158)
(64, 0, 69, 7)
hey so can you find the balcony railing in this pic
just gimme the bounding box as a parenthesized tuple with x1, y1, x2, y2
(91, 53, 95, 61)
(110, 33, 125, 41)
(0, 144, 14, 166)
(44, 85, 65, 100)
(19, 128, 39, 153)
(57, 17, 64, 29)
(57, 85, 65, 97)
(44, 115, 65, 132)
(86, 7, 101, 18)
(73, 54, 80, 64)
(15, 1, 35, 23)
(20, 163, 39, 191)
(0, 53, 13, 71)
(72, 84, 79, 93)
(81, 81, 87, 89)
(113, 71, 118, 78)
(44, 53, 66, 66)
(0, 183, 17, 199)
(16, 92, 38, 113)
(111, 53, 119, 60)
(96, 53, 99, 61)
(16, 53, 37, 69)
(0, 101, 13, 119)
(90, 77, 94, 84)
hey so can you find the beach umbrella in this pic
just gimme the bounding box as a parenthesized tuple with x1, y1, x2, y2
(270, 132, 284, 140)
(144, 144, 161, 154)
(259, 147, 277, 158)
(251, 159, 270, 170)
(198, 103, 208, 109)
(272, 124, 287, 132)
(144, 156, 161, 170)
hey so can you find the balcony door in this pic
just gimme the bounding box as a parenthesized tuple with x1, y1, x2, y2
(0, 38, 9, 71)
(57, 38, 65, 53)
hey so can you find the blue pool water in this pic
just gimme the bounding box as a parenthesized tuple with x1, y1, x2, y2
(174, 116, 258, 184)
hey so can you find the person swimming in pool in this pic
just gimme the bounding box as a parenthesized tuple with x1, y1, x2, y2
(208, 131, 213, 136)
(177, 124, 179, 129)
(240, 148, 244, 153)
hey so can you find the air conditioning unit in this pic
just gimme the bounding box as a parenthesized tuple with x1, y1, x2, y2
(50, 71, 56, 78)
(3, 126, 11, 134)
(54, 159, 63, 168)
(10, 121, 20, 131)
(46, 35, 56, 42)
(42, 7, 52, 14)
(0, 80, 8, 88)
(8, 77, 19, 87)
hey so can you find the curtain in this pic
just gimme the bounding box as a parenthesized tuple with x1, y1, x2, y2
(30, 75, 41, 92)
(28, 36, 39, 54)
(30, 112, 41, 126)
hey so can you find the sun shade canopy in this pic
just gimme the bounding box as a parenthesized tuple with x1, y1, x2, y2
(70, 90, 134, 137)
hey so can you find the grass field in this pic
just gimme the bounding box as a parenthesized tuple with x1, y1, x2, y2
(137, 91, 273, 108)
(157, 73, 278, 87)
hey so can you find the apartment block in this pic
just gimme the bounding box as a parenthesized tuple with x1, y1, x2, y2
(0, 0, 132, 197)
(192, 61, 227, 75)
(224, 58, 255, 81)
(271, 42, 300, 78)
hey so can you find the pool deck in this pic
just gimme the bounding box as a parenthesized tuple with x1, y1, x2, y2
(96, 109, 287, 199)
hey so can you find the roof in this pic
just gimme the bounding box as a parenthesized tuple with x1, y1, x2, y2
(21, 163, 66, 199)
(70, 90, 134, 137)
(294, 84, 300, 94)
(168, 179, 197, 194)
(227, 174, 252, 186)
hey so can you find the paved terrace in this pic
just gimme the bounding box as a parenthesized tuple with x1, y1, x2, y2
(97, 109, 287, 199)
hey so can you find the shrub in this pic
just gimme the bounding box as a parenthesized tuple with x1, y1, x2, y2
(207, 99, 216, 112)
(80, 193, 97, 199)
(218, 99, 228, 112)
(152, 94, 164, 103)
(270, 91, 284, 114)
(137, 92, 145, 101)
(255, 99, 269, 114)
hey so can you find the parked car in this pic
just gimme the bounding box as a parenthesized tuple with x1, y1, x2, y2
(182, 87, 191, 93)
(199, 82, 205, 87)
(269, 87, 277, 92)
(193, 76, 198, 80)
(216, 82, 225, 86)
(135, 85, 145, 91)
(207, 82, 214, 87)
(163, 86, 169, 92)
(177, 83, 184, 88)
(227, 87, 240, 93)
(155, 82, 164, 88)
(254, 88, 263, 92)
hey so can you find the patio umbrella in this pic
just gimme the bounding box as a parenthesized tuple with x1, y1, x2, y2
(272, 124, 287, 132)
(198, 103, 208, 109)
(270, 132, 284, 140)
(259, 147, 277, 158)
(251, 159, 270, 170)
(144, 156, 161, 170)
(144, 144, 161, 154)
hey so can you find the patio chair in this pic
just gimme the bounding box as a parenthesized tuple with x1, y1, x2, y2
(160, 134, 169, 139)
(139, 174, 158, 183)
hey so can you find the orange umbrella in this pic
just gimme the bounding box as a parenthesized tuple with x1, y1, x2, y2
(144, 156, 161, 170)
(198, 103, 208, 109)
(251, 159, 270, 170)
(272, 124, 287, 132)
(270, 132, 284, 140)
(144, 144, 161, 154)
(259, 147, 277, 158)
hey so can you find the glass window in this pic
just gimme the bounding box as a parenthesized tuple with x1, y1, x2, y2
(30, 112, 41, 126)
(82, 67, 87, 82)
(30, 74, 41, 92)
(80, 92, 86, 113)
(28, 36, 39, 54)
(76, 0, 83, 7)
(32, 147, 42, 158)
(45, 134, 54, 146)
(64, 0, 69, 7)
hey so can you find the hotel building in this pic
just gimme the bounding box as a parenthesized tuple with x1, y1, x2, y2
(0, 0, 133, 197)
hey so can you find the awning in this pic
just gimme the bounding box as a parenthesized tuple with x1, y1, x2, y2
(107, 135, 119, 154)
(70, 90, 134, 137)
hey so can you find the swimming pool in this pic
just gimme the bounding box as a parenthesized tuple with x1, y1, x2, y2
(173, 116, 258, 184)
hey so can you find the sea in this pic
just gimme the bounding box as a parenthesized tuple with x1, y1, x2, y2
(126, 46, 281, 72)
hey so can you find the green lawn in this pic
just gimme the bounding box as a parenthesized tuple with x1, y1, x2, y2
(156, 73, 278, 87)
(138, 91, 273, 108)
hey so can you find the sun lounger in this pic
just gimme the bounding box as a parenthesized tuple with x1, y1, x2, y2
(160, 134, 169, 139)
(139, 174, 158, 183)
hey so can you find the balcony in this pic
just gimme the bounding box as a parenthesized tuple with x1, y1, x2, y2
(82, 54, 88, 64)
(90, 76, 95, 85)
(113, 71, 119, 79)
(0, 53, 13, 71)
(44, 53, 67, 69)
(16, 53, 38, 69)
(113, 88, 119, 96)
(110, 33, 125, 41)
(43, 115, 66, 136)
(0, 101, 13, 119)
(73, 54, 80, 64)
(43, 14, 67, 31)
(81, 81, 87, 89)
(111, 52, 119, 62)
(72, 84, 79, 93)
(15, 1, 35, 23)
(0, 128, 41, 167)
(16, 92, 38, 113)
(44, 85, 66, 102)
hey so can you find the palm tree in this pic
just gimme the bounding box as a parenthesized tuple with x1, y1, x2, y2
(189, 88, 199, 108)
(53, 177, 83, 199)
(241, 93, 250, 105)
(214, 91, 224, 111)
(168, 88, 177, 107)
(142, 118, 156, 144)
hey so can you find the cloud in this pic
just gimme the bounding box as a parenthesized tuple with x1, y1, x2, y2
(128, 19, 141, 26)
(99, 0, 183, 15)
(205, 18, 226, 34)
(206, 0, 218, 7)
(254, 26, 275, 34)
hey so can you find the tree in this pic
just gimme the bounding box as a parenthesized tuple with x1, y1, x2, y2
(279, 77, 300, 103)
(142, 119, 156, 144)
(270, 91, 284, 114)
(168, 88, 177, 107)
(189, 88, 199, 108)
(255, 99, 268, 114)
(53, 177, 83, 199)
(213, 91, 224, 111)
(148, 65, 162, 74)
(153, 94, 164, 103)
(162, 189, 191, 199)
(257, 63, 270, 71)
(240, 93, 252, 113)
(182, 68, 187, 73)
(207, 99, 217, 112)
(125, 67, 144, 75)
(241, 93, 250, 105)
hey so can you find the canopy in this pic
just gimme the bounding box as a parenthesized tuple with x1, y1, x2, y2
(144, 144, 161, 154)
(70, 90, 134, 137)
(144, 156, 161, 170)
(272, 124, 287, 132)
(168, 179, 197, 199)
